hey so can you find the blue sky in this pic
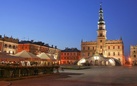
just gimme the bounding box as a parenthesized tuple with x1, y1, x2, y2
(0, 0, 137, 57)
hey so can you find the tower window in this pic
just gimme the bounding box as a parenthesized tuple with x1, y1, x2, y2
(100, 33, 103, 37)
(99, 27, 103, 29)
(100, 46, 102, 49)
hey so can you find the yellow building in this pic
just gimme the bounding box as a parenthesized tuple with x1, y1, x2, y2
(130, 45, 137, 65)
(0, 35, 18, 55)
(81, 4, 125, 65)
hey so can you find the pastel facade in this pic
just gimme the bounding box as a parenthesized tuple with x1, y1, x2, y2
(60, 48, 80, 64)
(130, 45, 137, 65)
(0, 35, 18, 55)
(18, 43, 49, 55)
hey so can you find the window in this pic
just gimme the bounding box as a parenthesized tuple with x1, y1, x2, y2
(88, 47, 90, 50)
(100, 33, 103, 37)
(4, 44, 7, 48)
(118, 46, 120, 49)
(113, 52, 115, 56)
(108, 52, 110, 56)
(22, 46, 24, 49)
(134, 55, 136, 58)
(108, 46, 110, 49)
(134, 51, 136, 53)
(100, 40, 102, 42)
(64, 57, 66, 59)
(88, 53, 90, 56)
(99, 27, 103, 29)
(118, 52, 120, 56)
(113, 46, 115, 49)
(9, 45, 12, 48)
(100, 46, 102, 49)
(93, 47, 94, 50)
(13, 45, 16, 49)
(83, 47, 85, 50)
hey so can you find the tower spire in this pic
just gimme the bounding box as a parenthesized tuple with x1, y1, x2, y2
(100, 2, 102, 9)
(98, 2, 105, 25)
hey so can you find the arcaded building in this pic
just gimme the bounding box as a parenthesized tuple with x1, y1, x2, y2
(81, 4, 125, 65)
(0, 35, 18, 55)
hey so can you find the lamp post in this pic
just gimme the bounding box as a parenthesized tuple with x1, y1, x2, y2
(94, 56, 99, 60)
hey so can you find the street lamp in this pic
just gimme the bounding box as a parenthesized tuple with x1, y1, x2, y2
(94, 56, 99, 60)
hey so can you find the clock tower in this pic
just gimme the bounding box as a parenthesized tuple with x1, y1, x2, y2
(96, 3, 107, 56)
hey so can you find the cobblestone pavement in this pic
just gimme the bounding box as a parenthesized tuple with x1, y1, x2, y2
(2, 66, 137, 86)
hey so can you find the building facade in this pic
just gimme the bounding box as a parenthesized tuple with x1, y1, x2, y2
(130, 45, 137, 65)
(0, 35, 19, 55)
(60, 48, 80, 64)
(0, 35, 61, 61)
(18, 41, 49, 55)
(17, 40, 61, 60)
(81, 4, 125, 65)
